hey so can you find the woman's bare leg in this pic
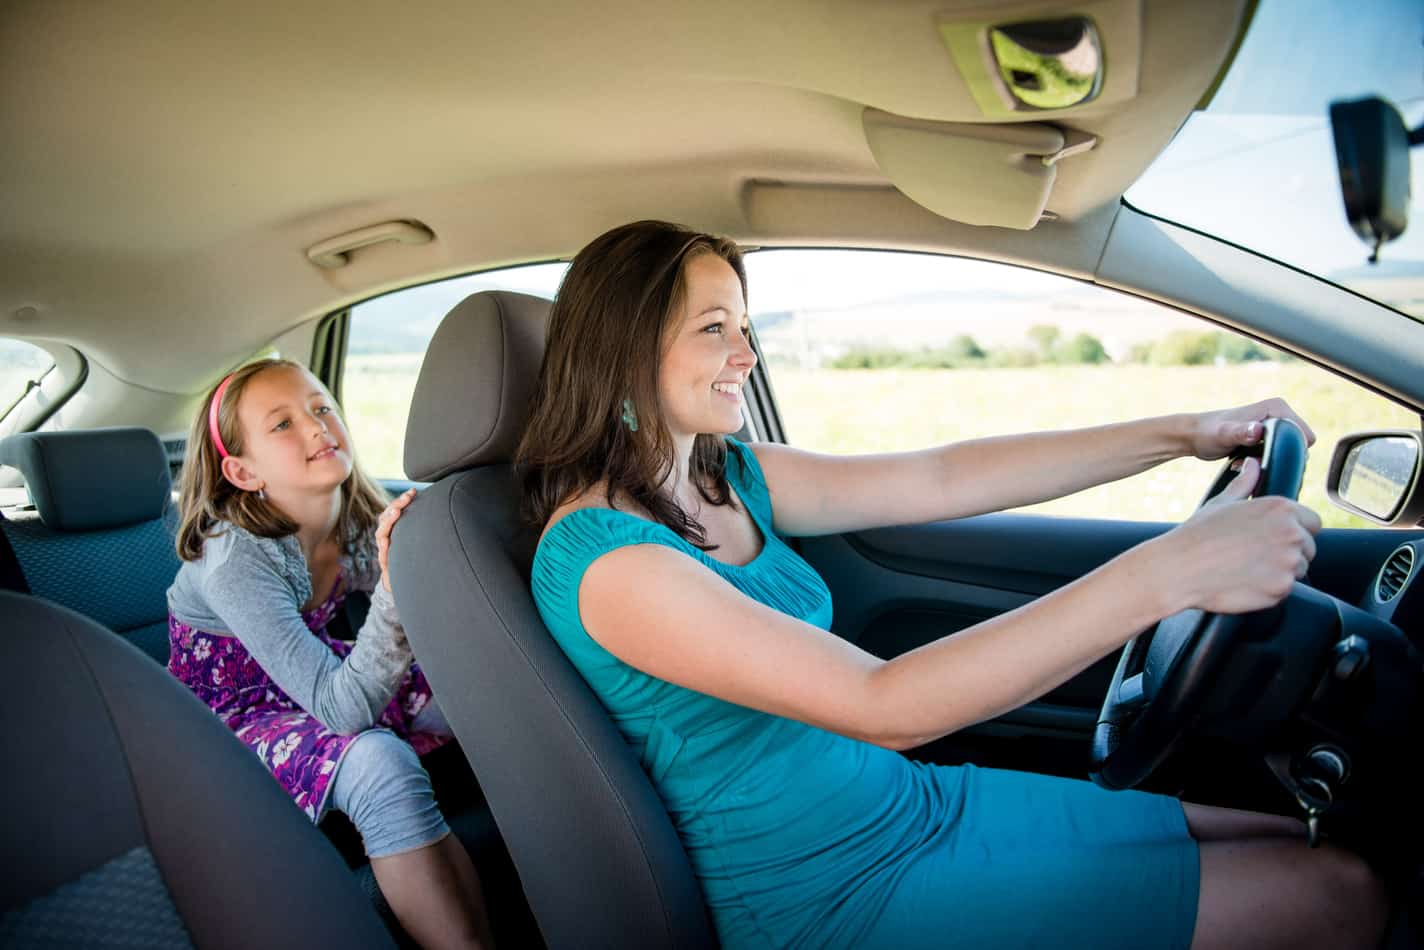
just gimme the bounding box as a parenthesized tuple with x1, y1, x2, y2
(370, 832, 495, 950)
(1183, 801, 1306, 841)
(1183, 803, 1389, 950)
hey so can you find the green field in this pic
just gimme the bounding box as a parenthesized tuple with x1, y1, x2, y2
(343, 354, 425, 480)
(344, 356, 1418, 530)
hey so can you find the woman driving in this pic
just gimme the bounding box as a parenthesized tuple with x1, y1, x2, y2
(516, 219, 1387, 949)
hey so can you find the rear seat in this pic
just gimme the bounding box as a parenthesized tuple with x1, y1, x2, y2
(0, 428, 178, 663)
(0, 425, 541, 947)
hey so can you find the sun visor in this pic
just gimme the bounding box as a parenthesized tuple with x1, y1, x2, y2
(863, 108, 1094, 230)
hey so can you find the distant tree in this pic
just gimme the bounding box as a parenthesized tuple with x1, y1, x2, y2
(1127, 341, 1155, 363)
(1145, 330, 1287, 365)
(902, 336, 986, 369)
(945, 334, 986, 362)
(1217, 334, 1272, 363)
(829, 346, 908, 369)
(1028, 324, 1061, 358)
(905, 348, 948, 369)
(1052, 332, 1108, 364)
(986, 346, 1040, 368)
(1149, 330, 1219, 365)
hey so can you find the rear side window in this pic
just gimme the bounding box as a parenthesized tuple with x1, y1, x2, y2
(342, 263, 568, 478)
(0, 338, 54, 418)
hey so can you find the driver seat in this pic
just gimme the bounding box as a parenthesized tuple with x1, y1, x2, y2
(389, 291, 717, 948)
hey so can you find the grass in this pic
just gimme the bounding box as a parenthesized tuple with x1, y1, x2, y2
(342, 354, 424, 481)
(343, 356, 1418, 530)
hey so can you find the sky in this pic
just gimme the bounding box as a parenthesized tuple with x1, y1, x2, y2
(1126, 0, 1424, 284)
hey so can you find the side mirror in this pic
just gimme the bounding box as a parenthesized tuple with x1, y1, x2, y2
(1326, 430, 1424, 525)
(1329, 96, 1417, 262)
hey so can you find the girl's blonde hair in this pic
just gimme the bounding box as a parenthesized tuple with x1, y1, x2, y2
(175, 358, 389, 561)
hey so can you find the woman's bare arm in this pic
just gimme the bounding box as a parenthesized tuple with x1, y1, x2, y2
(581, 537, 1174, 749)
(578, 461, 1318, 749)
(750, 415, 1192, 538)
(751, 397, 1316, 538)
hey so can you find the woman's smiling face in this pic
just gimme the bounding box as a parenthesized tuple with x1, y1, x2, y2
(657, 252, 757, 440)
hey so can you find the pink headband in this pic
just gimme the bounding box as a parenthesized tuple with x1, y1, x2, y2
(208, 373, 237, 459)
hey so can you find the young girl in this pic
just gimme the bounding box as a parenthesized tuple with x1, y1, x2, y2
(166, 357, 494, 950)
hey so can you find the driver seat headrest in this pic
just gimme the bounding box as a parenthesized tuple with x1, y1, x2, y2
(402, 290, 552, 482)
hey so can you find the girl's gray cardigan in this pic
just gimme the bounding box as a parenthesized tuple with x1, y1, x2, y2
(167, 522, 412, 735)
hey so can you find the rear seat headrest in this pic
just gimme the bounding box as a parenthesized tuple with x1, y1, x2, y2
(403, 290, 552, 482)
(0, 427, 172, 532)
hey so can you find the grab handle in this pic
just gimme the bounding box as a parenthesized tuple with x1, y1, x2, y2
(306, 220, 435, 269)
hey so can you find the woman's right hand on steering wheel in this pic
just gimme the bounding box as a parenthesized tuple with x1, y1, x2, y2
(1147, 456, 1322, 618)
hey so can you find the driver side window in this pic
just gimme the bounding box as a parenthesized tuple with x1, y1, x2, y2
(744, 249, 1416, 528)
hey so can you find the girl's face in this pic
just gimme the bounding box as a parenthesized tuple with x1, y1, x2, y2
(226, 365, 353, 496)
(657, 253, 756, 440)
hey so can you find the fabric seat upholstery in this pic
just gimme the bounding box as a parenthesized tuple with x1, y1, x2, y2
(390, 290, 717, 949)
(0, 590, 396, 948)
(0, 427, 541, 945)
(0, 427, 180, 663)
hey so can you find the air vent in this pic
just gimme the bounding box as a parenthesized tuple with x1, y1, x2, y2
(1376, 545, 1415, 603)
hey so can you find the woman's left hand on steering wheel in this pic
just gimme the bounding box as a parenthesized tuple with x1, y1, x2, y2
(1187, 397, 1317, 461)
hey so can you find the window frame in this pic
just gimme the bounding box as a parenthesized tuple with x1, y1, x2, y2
(318, 259, 572, 397)
(0, 341, 88, 435)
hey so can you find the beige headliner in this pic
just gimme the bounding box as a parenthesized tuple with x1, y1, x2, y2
(0, 0, 1246, 394)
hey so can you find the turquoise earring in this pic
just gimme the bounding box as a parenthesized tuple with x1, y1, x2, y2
(620, 398, 639, 432)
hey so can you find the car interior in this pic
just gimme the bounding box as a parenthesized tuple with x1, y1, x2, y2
(4, 0, 1424, 947)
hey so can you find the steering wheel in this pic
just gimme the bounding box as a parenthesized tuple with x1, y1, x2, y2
(1089, 417, 1309, 791)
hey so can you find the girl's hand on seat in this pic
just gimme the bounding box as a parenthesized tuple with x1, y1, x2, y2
(1187, 397, 1316, 461)
(376, 488, 419, 593)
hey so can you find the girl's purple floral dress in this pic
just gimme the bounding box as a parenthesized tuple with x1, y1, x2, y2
(167, 573, 449, 820)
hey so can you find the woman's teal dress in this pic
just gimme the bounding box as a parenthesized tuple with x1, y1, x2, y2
(531, 439, 1199, 949)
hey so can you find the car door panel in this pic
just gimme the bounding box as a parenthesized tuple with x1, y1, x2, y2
(799, 515, 1424, 748)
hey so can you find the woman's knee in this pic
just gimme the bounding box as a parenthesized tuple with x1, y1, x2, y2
(1299, 843, 1390, 945)
(1322, 844, 1390, 919)
(1196, 838, 1389, 949)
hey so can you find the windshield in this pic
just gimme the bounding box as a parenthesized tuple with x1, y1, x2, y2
(1126, 0, 1424, 318)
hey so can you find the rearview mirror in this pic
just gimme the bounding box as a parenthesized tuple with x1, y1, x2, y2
(1327, 430, 1424, 525)
(1329, 97, 1416, 262)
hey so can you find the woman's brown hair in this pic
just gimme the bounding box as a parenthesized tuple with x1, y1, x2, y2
(175, 358, 389, 561)
(516, 220, 748, 548)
